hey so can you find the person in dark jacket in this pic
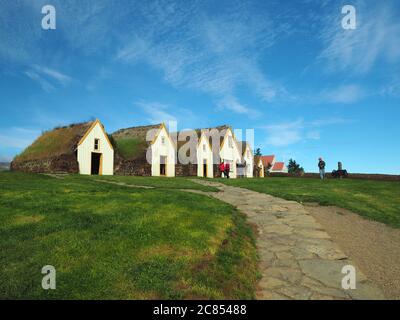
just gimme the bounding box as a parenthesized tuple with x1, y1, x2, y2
(318, 157, 326, 180)
(224, 162, 230, 179)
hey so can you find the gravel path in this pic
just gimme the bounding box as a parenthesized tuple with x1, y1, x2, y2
(305, 203, 400, 299)
(192, 179, 385, 300)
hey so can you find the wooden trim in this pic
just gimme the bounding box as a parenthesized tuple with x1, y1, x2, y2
(160, 155, 167, 176)
(150, 123, 176, 152)
(197, 132, 213, 151)
(78, 119, 114, 150)
(220, 128, 241, 160)
(94, 138, 100, 151)
(99, 153, 103, 175)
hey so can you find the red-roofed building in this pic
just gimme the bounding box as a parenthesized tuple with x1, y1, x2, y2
(271, 161, 288, 173)
(260, 155, 275, 169)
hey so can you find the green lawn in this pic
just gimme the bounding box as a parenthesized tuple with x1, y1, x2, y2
(0, 172, 258, 299)
(95, 175, 218, 192)
(217, 177, 400, 228)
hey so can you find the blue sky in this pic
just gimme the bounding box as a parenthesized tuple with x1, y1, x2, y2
(0, 0, 399, 173)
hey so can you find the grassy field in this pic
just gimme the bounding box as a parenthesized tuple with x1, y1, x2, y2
(0, 172, 258, 299)
(94, 175, 218, 192)
(217, 177, 400, 228)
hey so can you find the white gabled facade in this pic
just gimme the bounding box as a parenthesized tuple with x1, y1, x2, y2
(255, 157, 264, 177)
(219, 128, 242, 179)
(197, 132, 213, 178)
(150, 124, 176, 177)
(242, 144, 254, 178)
(77, 119, 114, 175)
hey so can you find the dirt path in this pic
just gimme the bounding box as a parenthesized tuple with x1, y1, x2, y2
(191, 179, 385, 300)
(305, 203, 400, 299)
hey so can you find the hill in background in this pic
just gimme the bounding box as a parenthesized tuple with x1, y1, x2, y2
(0, 162, 10, 171)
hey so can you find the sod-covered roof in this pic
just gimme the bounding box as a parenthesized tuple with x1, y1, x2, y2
(14, 121, 94, 162)
(111, 124, 162, 160)
(237, 141, 252, 156)
(173, 125, 231, 151)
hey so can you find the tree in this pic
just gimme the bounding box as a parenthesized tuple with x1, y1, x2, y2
(264, 162, 272, 176)
(254, 148, 262, 156)
(287, 159, 304, 176)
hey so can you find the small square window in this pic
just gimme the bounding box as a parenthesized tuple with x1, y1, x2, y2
(228, 136, 233, 148)
(161, 137, 166, 145)
(94, 138, 100, 150)
(203, 144, 206, 152)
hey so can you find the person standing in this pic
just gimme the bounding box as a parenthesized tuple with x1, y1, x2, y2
(318, 157, 326, 180)
(225, 162, 231, 179)
(219, 161, 225, 178)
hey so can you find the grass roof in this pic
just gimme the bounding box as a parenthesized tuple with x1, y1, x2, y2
(113, 137, 148, 160)
(14, 122, 93, 162)
(112, 124, 162, 160)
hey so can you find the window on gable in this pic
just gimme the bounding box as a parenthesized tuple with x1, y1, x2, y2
(94, 138, 100, 150)
(247, 150, 250, 158)
(203, 144, 206, 152)
(161, 136, 166, 145)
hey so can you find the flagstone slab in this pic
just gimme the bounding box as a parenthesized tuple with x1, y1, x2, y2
(191, 179, 385, 300)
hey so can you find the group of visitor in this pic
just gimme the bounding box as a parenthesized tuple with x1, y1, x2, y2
(219, 161, 231, 179)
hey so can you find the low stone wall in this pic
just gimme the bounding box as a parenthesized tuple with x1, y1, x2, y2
(10, 154, 79, 174)
(267, 172, 400, 181)
(114, 156, 151, 176)
(176, 163, 197, 177)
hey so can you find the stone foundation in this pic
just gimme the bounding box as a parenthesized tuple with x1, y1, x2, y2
(10, 154, 79, 174)
(176, 163, 198, 177)
(114, 156, 151, 176)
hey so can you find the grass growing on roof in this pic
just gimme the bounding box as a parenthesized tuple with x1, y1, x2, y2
(217, 177, 400, 228)
(0, 172, 257, 299)
(114, 137, 147, 160)
(15, 123, 90, 162)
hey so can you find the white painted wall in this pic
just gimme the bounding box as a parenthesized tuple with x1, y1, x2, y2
(197, 134, 213, 178)
(151, 126, 176, 177)
(77, 121, 114, 175)
(272, 165, 288, 173)
(219, 129, 241, 179)
(256, 159, 264, 177)
(242, 145, 254, 178)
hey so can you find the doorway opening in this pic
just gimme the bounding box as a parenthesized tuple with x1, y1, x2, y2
(160, 156, 167, 176)
(203, 159, 207, 177)
(91, 153, 102, 175)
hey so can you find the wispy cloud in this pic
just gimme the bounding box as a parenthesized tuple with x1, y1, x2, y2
(33, 65, 72, 86)
(0, 127, 40, 149)
(216, 96, 261, 118)
(136, 100, 177, 124)
(380, 75, 400, 98)
(24, 70, 55, 92)
(318, 84, 364, 104)
(262, 117, 354, 147)
(318, 2, 400, 74)
(116, 1, 287, 105)
(25, 65, 72, 92)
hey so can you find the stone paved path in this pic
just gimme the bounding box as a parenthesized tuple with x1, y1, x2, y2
(191, 179, 385, 300)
